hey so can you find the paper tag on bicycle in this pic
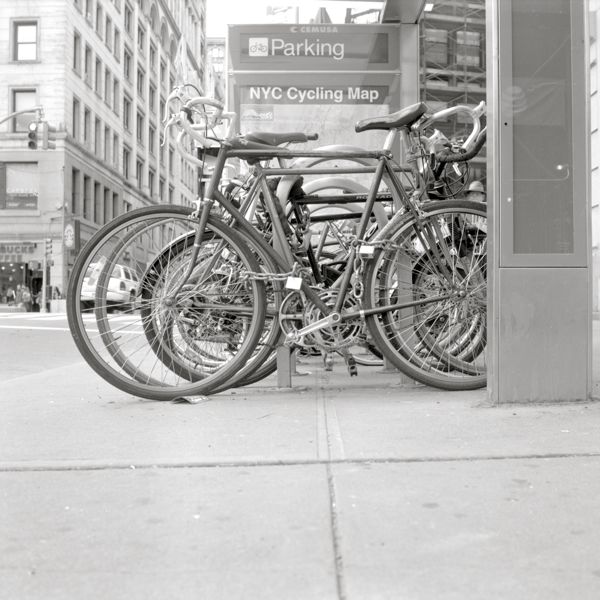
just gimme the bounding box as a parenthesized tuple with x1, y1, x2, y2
(452, 162, 462, 175)
(359, 245, 375, 256)
(285, 276, 302, 290)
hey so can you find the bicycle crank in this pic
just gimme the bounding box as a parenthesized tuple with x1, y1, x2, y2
(285, 311, 341, 346)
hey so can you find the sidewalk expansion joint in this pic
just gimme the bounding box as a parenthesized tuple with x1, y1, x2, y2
(2, 452, 600, 473)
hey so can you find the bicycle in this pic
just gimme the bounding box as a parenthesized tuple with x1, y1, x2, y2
(67, 94, 487, 400)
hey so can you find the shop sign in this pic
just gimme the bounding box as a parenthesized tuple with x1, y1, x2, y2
(0, 241, 38, 263)
(64, 223, 75, 248)
(3, 192, 38, 210)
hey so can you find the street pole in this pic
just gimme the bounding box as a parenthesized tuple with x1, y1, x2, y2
(41, 254, 48, 313)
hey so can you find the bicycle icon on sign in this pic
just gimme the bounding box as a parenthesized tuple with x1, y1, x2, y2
(248, 37, 269, 57)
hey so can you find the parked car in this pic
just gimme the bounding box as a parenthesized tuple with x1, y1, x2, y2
(80, 261, 139, 312)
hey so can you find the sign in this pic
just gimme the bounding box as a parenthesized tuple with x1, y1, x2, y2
(240, 85, 389, 105)
(233, 72, 401, 149)
(0, 241, 40, 263)
(4, 192, 38, 210)
(64, 223, 75, 248)
(229, 24, 408, 151)
(229, 25, 399, 72)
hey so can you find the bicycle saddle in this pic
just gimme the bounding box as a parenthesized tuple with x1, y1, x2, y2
(244, 131, 318, 146)
(355, 102, 428, 133)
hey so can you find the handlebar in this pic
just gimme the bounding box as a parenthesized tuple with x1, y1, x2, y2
(434, 128, 487, 164)
(418, 100, 486, 164)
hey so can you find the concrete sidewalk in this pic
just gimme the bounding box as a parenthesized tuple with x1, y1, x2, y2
(2, 358, 600, 599)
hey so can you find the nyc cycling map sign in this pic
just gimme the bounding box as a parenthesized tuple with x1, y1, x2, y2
(228, 24, 404, 147)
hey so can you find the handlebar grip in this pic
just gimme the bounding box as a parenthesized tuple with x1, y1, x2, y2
(307, 133, 319, 141)
(435, 129, 486, 164)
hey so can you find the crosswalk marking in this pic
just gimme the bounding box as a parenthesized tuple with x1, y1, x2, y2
(0, 312, 138, 322)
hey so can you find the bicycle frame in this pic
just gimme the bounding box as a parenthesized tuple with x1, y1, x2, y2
(187, 132, 457, 339)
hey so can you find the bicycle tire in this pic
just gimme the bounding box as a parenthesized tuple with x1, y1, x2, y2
(363, 199, 487, 390)
(67, 205, 267, 400)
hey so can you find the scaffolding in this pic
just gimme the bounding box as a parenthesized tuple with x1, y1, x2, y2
(420, 0, 487, 181)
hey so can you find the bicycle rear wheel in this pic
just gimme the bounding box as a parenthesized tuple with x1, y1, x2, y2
(363, 200, 487, 390)
(67, 205, 266, 400)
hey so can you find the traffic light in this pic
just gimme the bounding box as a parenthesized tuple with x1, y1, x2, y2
(41, 122, 57, 150)
(27, 121, 39, 149)
(45, 238, 53, 256)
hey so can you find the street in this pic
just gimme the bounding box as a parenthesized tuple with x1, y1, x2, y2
(0, 313, 83, 383)
(2, 314, 600, 598)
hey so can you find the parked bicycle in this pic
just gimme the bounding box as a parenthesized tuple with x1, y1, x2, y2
(67, 91, 487, 401)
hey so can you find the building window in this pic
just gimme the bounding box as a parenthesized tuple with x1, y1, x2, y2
(83, 175, 91, 220)
(84, 44, 92, 85)
(13, 21, 38, 61)
(112, 192, 120, 217)
(137, 24, 145, 51)
(83, 107, 91, 146)
(113, 133, 119, 168)
(136, 158, 144, 189)
(148, 167, 155, 198)
(149, 43, 156, 71)
(113, 80, 120, 114)
(159, 96, 166, 124)
(85, 0, 93, 22)
(122, 146, 131, 178)
(123, 46, 132, 81)
(456, 30, 481, 67)
(94, 117, 101, 155)
(123, 200, 131, 212)
(71, 168, 81, 215)
(11, 89, 37, 132)
(148, 124, 156, 155)
(136, 65, 145, 98)
(159, 177, 165, 201)
(159, 134, 166, 166)
(104, 126, 110, 162)
(105, 17, 112, 50)
(95, 58, 102, 96)
(72, 97, 81, 139)
(104, 187, 111, 223)
(149, 83, 156, 114)
(136, 111, 144, 145)
(113, 28, 121, 60)
(104, 69, 111, 105)
(95, 3, 103, 39)
(160, 60, 166, 89)
(94, 181, 102, 224)
(123, 95, 131, 130)
(124, 2, 132, 36)
(73, 31, 82, 74)
(168, 146, 174, 175)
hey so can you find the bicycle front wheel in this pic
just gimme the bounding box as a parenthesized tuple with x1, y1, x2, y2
(67, 205, 267, 400)
(363, 200, 487, 390)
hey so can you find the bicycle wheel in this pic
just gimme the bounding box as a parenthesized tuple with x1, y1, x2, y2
(67, 205, 266, 400)
(363, 199, 487, 390)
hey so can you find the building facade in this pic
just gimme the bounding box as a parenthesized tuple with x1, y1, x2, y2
(0, 0, 205, 304)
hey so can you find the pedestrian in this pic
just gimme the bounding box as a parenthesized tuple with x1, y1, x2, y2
(15, 284, 23, 307)
(6, 286, 15, 305)
(21, 285, 33, 311)
(465, 180, 486, 203)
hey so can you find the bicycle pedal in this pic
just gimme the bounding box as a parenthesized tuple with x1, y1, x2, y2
(345, 355, 358, 377)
